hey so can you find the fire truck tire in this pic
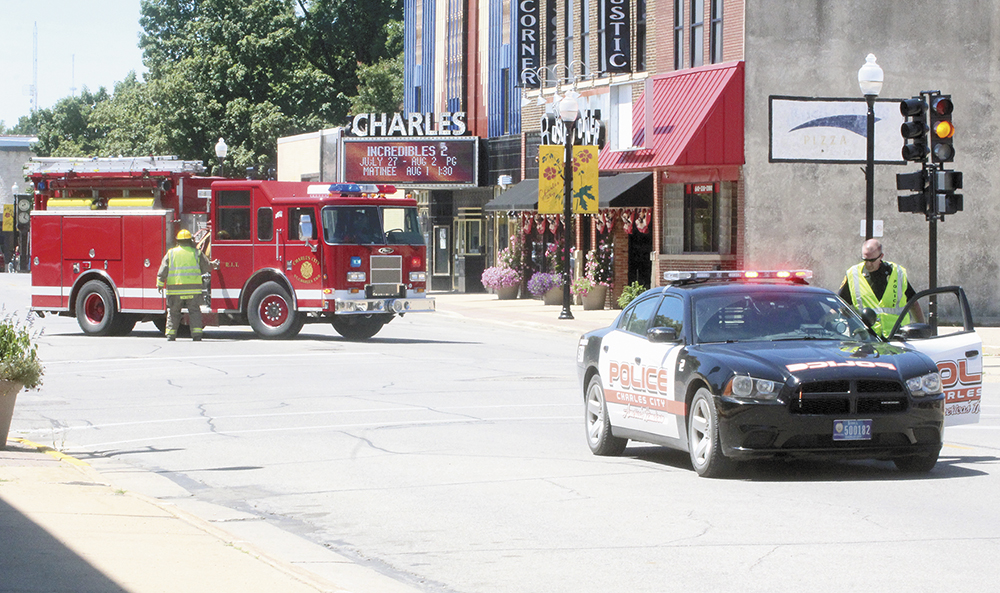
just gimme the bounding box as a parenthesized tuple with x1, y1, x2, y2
(75, 280, 121, 336)
(248, 281, 302, 339)
(110, 315, 137, 336)
(332, 315, 389, 341)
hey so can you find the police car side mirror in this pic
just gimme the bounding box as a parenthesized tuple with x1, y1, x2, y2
(647, 327, 680, 343)
(860, 308, 878, 328)
(894, 323, 934, 340)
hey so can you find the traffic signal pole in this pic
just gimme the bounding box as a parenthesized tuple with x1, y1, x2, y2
(896, 91, 961, 333)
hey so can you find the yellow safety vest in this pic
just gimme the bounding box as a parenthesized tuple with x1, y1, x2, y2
(162, 246, 204, 297)
(846, 261, 911, 338)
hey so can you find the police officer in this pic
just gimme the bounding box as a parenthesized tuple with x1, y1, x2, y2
(157, 229, 215, 341)
(839, 239, 924, 338)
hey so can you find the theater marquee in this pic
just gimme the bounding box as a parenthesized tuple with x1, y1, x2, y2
(341, 138, 478, 188)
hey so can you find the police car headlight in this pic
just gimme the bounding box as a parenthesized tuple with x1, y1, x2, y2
(906, 372, 942, 396)
(347, 271, 366, 282)
(728, 375, 781, 400)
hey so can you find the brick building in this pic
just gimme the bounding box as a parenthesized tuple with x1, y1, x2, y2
(406, 0, 999, 318)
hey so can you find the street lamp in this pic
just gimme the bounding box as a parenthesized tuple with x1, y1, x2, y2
(858, 53, 883, 240)
(215, 137, 228, 177)
(558, 92, 579, 320)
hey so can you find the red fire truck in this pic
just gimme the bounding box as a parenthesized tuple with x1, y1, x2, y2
(25, 156, 434, 340)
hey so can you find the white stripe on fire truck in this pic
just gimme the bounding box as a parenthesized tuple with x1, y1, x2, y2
(31, 286, 63, 296)
(211, 289, 241, 300)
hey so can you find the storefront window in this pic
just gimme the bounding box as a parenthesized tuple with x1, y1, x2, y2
(684, 183, 718, 252)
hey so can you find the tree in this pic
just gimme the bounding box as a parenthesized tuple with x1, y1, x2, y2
(9, 0, 405, 168)
(344, 20, 404, 115)
(23, 87, 111, 157)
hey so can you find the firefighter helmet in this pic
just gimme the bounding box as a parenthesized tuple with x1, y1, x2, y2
(176, 229, 193, 241)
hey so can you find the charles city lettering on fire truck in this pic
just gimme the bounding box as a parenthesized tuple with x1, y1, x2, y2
(24, 156, 434, 340)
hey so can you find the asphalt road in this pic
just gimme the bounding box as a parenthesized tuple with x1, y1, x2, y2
(5, 272, 1000, 593)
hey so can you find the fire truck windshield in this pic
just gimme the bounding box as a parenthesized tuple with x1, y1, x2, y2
(322, 206, 423, 246)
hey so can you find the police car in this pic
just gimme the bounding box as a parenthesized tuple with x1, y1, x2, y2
(577, 270, 982, 478)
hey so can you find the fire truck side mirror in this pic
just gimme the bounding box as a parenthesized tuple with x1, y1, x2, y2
(299, 214, 314, 242)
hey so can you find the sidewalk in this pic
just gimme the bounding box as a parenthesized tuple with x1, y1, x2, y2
(2, 292, 997, 593)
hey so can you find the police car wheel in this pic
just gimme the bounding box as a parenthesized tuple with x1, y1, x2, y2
(687, 388, 735, 478)
(248, 281, 300, 339)
(75, 280, 119, 336)
(893, 450, 939, 473)
(585, 374, 627, 456)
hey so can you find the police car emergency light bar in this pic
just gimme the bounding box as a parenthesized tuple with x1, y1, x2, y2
(663, 270, 813, 283)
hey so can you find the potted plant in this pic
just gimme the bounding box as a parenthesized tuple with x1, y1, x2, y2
(573, 247, 612, 310)
(481, 266, 521, 299)
(528, 272, 563, 305)
(1, 311, 44, 448)
(481, 246, 522, 299)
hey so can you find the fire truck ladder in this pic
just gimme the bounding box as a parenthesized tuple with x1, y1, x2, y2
(24, 156, 206, 176)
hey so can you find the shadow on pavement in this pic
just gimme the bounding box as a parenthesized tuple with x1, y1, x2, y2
(0, 496, 130, 593)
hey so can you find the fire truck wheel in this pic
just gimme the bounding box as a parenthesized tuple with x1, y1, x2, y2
(331, 315, 389, 341)
(110, 315, 137, 336)
(75, 280, 120, 336)
(248, 281, 302, 339)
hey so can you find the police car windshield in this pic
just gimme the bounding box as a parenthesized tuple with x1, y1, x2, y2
(693, 291, 876, 344)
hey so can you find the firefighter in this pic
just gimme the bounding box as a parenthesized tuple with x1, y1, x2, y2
(157, 229, 216, 341)
(839, 238, 925, 338)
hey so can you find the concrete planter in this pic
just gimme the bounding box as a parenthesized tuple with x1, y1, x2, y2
(496, 285, 519, 300)
(543, 287, 563, 306)
(582, 285, 609, 310)
(0, 379, 24, 449)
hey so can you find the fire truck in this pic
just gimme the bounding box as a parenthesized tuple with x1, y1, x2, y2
(25, 156, 434, 340)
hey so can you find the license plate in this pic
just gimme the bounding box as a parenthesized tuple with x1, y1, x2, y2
(833, 419, 872, 441)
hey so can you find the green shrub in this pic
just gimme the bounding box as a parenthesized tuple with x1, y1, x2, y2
(616, 281, 647, 309)
(0, 311, 44, 389)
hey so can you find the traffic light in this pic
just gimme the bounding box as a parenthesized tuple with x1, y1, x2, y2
(929, 95, 955, 163)
(932, 170, 963, 216)
(896, 169, 928, 213)
(899, 97, 928, 162)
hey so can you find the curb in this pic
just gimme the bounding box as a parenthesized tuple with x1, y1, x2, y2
(10, 438, 344, 593)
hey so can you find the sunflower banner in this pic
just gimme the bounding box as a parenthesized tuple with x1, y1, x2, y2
(537, 145, 565, 214)
(571, 146, 599, 214)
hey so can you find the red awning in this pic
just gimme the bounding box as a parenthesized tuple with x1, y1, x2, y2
(598, 61, 744, 172)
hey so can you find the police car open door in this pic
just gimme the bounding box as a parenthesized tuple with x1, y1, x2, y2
(888, 286, 982, 426)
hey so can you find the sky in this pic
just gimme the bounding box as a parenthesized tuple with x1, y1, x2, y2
(0, 0, 146, 128)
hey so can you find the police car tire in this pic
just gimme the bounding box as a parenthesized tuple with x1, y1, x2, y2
(248, 282, 299, 339)
(893, 449, 939, 473)
(585, 374, 627, 456)
(687, 388, 734, 478)
(75, 280, 119, 336)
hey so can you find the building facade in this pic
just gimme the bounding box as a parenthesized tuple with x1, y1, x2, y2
(409, 0, 1000, 318)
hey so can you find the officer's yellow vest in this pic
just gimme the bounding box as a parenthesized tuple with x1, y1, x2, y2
(846, 262, 911, 338)
(164, 246, 203, 297)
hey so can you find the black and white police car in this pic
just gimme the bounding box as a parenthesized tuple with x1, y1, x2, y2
(577, 270, 982, 477)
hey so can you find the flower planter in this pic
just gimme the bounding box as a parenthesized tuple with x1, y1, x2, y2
(496, 285, 519, 300)
(582, 284, 608, 310)
(543, 286, 563, 306)
(0, 380, 24, 449)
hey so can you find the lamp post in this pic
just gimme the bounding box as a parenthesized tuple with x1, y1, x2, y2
(215, 137, 228, 177)
(858, 53, 883, 240)
(558, 93, 579, 320)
